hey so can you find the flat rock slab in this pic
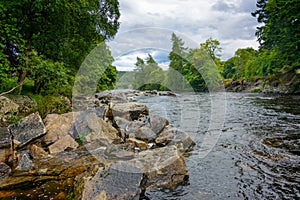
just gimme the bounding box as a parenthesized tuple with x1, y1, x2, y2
(8, 113, 46, 147)
(82, 162, 143, 200)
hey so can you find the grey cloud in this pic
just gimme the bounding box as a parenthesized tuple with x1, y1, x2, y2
(212, 1, 236, 13)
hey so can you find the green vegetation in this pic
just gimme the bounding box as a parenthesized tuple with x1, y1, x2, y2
(223, 0, 300, 85)
(0, 0, 120, 97)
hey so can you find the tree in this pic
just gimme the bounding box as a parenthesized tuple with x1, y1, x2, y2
(252, 0, 300, 70)
(165, 33, 189, 91)
(200, 37, 222, 60)
(133, 55, 166, 90)
(0, 0, 120, 94)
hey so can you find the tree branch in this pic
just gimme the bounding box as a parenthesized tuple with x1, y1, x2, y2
(0, 82, 24, 97)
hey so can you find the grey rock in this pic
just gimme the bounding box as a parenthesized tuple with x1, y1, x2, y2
(81, 161, 143, 200)
(135, 127, 157, 142)
(155, 127, 195, 152)
(0, 162, 11, 178)
(104, 143, 135, 160)
(16, 153, 34, 171)
(110, 102, 149, 121)
(8, 112, 46, 148)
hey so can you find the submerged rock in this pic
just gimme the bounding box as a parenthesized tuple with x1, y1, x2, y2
(8, 112, 46, 148)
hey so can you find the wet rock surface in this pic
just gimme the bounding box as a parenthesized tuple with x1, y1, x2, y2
(0, 90, 194, 199)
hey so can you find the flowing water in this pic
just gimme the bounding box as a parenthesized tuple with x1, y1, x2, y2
(136, 92, 300, 200)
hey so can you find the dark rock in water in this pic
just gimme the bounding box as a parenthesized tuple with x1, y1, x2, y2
(110, 102, 149, 121)
(16, 152, 34, 171)
(43, 112, 80, 145)
(0, 162, 11, 178)
(104, 143, 135, 160)
(135, 127, 157, 142)
(8, 112, 46, 148)
(4, 95, 37, 115)
(81, 161, 143, 200)
(155, 128, 195, 152)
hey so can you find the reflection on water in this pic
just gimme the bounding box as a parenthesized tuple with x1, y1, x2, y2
(137, 93, 300, 200)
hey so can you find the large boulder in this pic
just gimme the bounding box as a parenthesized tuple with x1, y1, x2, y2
(132, 145, 189, 189)
(73, 112, 122, 150)
(0, 96, 19, 115)
(43, 112, 80, 145)
(109, 102, 149, 121)
(8, 112, 46, 148)
(81, 162, 144, 200)
(155, 127, 195, 152)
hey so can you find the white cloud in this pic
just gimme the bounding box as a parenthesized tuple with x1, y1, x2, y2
(110, 0, 259, 70)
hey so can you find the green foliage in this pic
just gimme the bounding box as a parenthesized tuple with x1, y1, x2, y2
(73, 43, 116, 97)
(0, 0, 120, 96)
(133, 55, 166, 90)
(252, 0, 300, 70)
(32, 95, 72, 118)
(223, 48, 257, 80)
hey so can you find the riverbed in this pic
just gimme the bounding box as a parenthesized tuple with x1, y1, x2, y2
(136, 92, 300, 200)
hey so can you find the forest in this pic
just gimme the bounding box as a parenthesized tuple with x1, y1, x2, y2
(1, 0, 300, 114)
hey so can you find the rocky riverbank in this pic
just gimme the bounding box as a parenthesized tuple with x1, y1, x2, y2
(0, 91, 194, 199)
(224, 70, 300, 94)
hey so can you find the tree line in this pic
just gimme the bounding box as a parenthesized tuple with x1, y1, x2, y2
(129, 0, 299, 91)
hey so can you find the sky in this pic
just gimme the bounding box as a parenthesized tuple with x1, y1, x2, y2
(108, 0, 260, 71)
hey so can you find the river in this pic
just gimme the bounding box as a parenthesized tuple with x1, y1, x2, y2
(135, 92, 300, 200)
